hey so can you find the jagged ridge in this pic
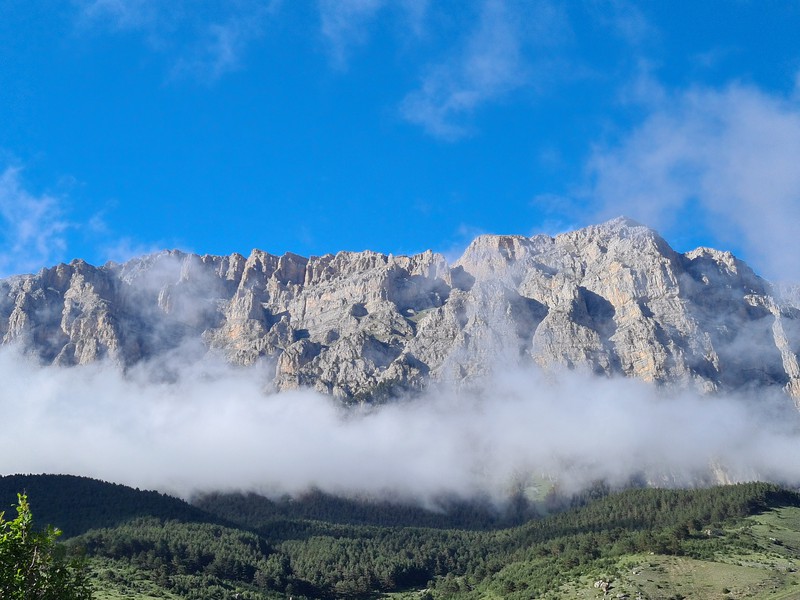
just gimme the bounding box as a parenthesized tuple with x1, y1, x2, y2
(2, 217, 799, 404)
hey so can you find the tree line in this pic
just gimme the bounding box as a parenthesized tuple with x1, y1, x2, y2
(59, 481, 800, 599)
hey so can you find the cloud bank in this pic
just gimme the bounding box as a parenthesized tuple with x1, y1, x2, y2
(2, 347, 798, 504)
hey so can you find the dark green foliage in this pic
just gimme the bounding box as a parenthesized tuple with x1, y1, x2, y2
(7, 475, 800, 599)
(0, 474, 220, 537)
(0, 493, 93, 600)
(75, 518, 291, 599)
(457, 482, 800, 599)
(272, 482, 799, 598)
(194, 487, 527, 532)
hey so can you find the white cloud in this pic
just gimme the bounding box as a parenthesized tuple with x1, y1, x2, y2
(397, 0, 430, 38)
(1, 347, 798, 502)
(793, 70, 800, 102)
(77, 0, 162, 30)
(317, 0, 429, 69)
(399, 0, 529, 140)
(588, 83, 800, 282)
(399, 0, 570, 140)
(0, 167, 70, 276)
(528, 193, 582, 236)
(318, 0, 386, 69)
(589, 0, 654, 48)
(99, 236, 166, 265)
(76, 0, 276, 82)
(171, 11, 268, 81)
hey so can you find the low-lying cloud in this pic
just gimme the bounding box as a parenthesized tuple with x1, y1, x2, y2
(3, 347, 799, 505)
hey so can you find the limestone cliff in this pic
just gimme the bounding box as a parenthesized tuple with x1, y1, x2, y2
(2, 218, 798, 405)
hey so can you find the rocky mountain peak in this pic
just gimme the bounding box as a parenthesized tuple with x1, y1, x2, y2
(1, 219, 798, 406)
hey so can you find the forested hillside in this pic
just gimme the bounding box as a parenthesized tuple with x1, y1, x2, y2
(3, 475, 799, 599)
(193, 488, 538, 531)
(0, 474, 220, 537)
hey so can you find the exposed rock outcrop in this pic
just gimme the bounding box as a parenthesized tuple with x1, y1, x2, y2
(1, 218, 798, 404)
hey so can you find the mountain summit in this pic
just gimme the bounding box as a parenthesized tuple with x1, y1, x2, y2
(2, 218, 798, 404)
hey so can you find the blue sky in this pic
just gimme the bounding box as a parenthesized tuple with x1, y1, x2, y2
(2, 1, 800, 280)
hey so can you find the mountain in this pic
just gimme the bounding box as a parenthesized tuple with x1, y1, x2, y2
(2, 217, 799, 404)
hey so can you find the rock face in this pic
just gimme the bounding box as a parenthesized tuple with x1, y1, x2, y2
(2, 217, 799, 405)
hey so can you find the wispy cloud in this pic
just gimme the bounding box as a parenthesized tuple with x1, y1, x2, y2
(77, 0, 162, 30)
(400, 0, 526, 140)
(0, 167, 70, 276)
(589, 0, 655, 48)
(588, 83, 800, 282)
(399, 0, 569, 140)
(317, 0, 429, 69)
(318, 0, 386, 69)
(793, 70, 800, 102)
(397, 0, 429, 38)
(171, 10, 269, 81)
(75, 0, 276, 82)
(99, 236, 167, 265)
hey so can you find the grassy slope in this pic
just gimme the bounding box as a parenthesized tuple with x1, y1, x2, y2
(89, 558, 184, 600)
(490, 507, 800, 600)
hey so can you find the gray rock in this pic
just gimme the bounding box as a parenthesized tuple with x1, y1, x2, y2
(1, 217, 798, 405)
